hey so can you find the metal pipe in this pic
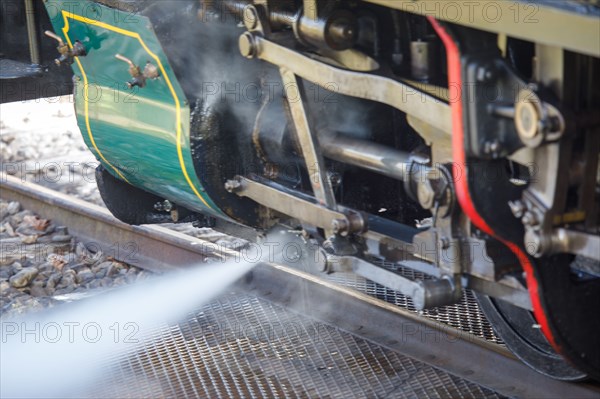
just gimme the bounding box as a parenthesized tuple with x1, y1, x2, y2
(223, 0, 295, 28)
(270, 10, 296, 27)
(320, 133, 429, 181)
(551, 228, 600, 261)
(303, 0, 318, 20)
(24, 0, 40, 65)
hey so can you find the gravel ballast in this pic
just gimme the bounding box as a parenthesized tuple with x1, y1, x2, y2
(0, 199, 150, 317)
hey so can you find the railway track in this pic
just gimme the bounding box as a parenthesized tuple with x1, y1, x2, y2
(1, 172, 599, 398)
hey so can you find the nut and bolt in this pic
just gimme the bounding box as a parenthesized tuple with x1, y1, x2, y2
(331, 218, 350, 236)
(483, 139, 501, 156)
(521, 210, 539, 227)
(263, 163, 279, 179)
(524, 229, 544, 257)
(322, 239, 336, 254)
(224, 179, 242, 193)
(513, 88, 561, 148)
(508, 200, 526, 218)
(476, 66, 495, 82)
(515, 101, 540, 140)
(540, 116, 562, 134)
(328, 172, 342, 187)
(143, 61, 160, 80)
(154, 200, 173, 212)
(417, 179, 436, 210)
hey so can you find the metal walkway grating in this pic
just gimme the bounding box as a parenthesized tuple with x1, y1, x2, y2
(88, 292, 504, 398)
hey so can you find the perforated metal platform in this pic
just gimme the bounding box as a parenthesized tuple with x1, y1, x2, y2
(89, 292, 504, 399)
(76, 261, 600, 399)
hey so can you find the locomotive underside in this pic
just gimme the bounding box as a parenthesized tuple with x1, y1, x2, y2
(4, 0, 599, 381)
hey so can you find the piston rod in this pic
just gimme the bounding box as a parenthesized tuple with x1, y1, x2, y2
(320, 133, 429, 181)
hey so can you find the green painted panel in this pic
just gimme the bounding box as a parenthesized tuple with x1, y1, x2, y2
(44, 0, 223, 217)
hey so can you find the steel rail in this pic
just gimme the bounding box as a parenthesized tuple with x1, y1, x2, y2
(1, 173, 599, 398)
(0, 173, 238, 272)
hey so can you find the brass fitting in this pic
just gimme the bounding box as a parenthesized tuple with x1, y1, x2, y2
(115, 54, 160, 89)
(44, 30, 86, 66)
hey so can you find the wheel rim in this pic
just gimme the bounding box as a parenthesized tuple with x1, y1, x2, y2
(475, 293, 588, 381)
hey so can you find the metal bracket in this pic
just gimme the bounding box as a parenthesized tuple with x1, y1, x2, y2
(279, 67, 337, 210)
(326, 255, 461, 310)
(225, 176, 364, 236)
(238, 32, 451, 134)
(526, 227, 600, 261)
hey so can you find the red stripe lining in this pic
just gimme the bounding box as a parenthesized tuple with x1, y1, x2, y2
(427, 16, 558, 349)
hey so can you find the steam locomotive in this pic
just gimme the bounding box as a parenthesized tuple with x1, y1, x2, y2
(2, 0, 598, 381)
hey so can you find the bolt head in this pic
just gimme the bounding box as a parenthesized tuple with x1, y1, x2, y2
(476, 66, 494, 82)
(417, 181, 435, 209)
(328, 172, 342, 187)
(224, 179, 242, 192)
(524, 229, 543, 257)
(239, 32, 257, 59)
(508, 200, 526, 218)
(516, 102, 539, 139)
(515, 89, 545, 148)
(331, 220, 340, 233)
(440, 237, 450, 250)
(483, 140, 501, 156)
(521, 210, 539, 227)
(243, 6, 258, 30)
(331, 219, 349, 236)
